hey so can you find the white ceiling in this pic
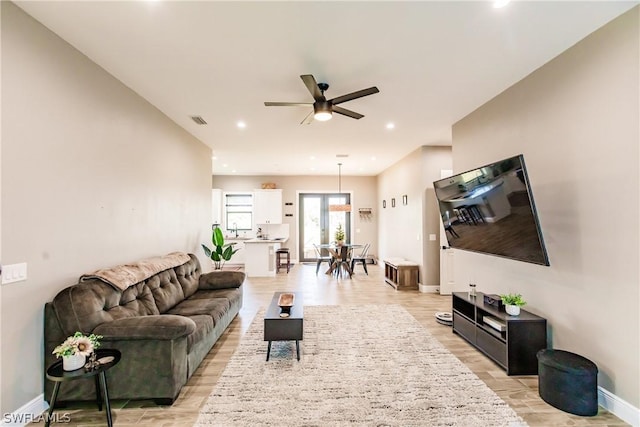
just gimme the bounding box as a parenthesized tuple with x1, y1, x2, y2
(15, 1, 636, 176)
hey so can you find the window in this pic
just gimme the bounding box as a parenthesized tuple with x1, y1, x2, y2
(225, 194, 253, 231)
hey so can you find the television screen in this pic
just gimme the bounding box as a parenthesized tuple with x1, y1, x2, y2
(433, 154, 549, 266)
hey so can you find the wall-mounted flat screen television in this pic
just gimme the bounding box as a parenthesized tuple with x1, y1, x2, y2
(433, 154, 549, 266)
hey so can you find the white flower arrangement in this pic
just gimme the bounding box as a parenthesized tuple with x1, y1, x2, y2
(53, 332, 102, 358)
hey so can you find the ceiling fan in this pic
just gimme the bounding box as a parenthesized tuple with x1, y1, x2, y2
(264, 74, 379, 124)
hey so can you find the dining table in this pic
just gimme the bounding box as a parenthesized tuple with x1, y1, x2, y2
(317, 243, 363, 278)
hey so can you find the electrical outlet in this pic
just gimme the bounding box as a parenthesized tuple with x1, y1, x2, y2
(2, 262, 28, 285)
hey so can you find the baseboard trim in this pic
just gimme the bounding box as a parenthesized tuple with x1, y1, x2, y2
(598, 386, 639, 426)
(418, 284, 439, 293)
(1, 394, 48, 427)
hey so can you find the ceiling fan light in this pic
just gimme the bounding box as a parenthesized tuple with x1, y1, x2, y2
(313, 101, 332, 121)
(314, 111, 332, 121)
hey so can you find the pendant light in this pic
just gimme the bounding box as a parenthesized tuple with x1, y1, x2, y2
(329, 163, 351, 212)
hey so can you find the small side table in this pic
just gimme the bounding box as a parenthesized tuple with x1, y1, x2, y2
(45, 349, 121, 427)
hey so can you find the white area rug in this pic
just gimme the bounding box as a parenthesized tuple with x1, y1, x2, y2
(195, 304, 527, 426)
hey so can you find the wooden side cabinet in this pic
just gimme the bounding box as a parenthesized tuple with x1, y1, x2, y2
(452, 291, 547, 375)
(384, 259, 419, 290)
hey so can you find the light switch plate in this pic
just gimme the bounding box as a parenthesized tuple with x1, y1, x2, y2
(1, 262, 28, 285)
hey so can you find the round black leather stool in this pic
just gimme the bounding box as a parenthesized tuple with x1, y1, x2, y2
(276, 248, 290, 273)
(537, 349, 598, 416)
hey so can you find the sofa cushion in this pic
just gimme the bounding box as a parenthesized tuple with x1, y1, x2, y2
(184, 315, 214, 352)
(175, 254, 201, 299)
(167, 298, 229, 326)
(52, 280, 159, 335)
(146, 269, 185, 313)
(93, 314, 196, 340)
(199, 271, 245, 290)
(189, 288, 242, 310)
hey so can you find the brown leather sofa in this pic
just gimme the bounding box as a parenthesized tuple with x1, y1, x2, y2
(44, 253, 243, 405)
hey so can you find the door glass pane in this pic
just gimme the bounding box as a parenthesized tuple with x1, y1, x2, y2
(301, 196, 322, 260)
(328, 195, 348, 244)
(299, 193, 351, 262)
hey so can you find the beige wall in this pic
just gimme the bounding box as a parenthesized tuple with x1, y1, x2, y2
(377, 146, 452, 287)
(452, 7, 639, 408)
(421, 147, 453, 287)
(1, 2, 212, 414)
(212, 175, 378, 260)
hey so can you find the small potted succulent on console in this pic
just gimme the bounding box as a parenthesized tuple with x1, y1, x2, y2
(500, 293, 526, 316)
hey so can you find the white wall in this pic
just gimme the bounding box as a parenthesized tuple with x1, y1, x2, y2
(1, 2, 212, 414)
(452, 7, 639, 410)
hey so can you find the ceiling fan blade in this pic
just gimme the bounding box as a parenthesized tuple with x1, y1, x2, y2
(300, 110, 314, 125)
(333, 106, 364, 120)
(300, 74, 325, 102)
(264, 102, 312, 107)
(329, 87, 379, 105)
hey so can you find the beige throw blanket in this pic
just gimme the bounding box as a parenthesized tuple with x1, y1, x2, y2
(79, 252, 192, 291)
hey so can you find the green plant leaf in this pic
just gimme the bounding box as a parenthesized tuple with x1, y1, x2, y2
(201, 244, 212, 258)
(213, 227, 225, 247)
(500, 293, 526, 306)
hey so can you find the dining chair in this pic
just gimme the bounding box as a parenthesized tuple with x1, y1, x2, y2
(328, 247, 353, 278)
(350, 243, 371, 275)
(313, 243, 333, 275)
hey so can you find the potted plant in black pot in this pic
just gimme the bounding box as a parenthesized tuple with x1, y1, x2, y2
(202, 226, 240, 270)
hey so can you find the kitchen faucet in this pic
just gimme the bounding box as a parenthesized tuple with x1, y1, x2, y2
(233, 223, 238, 238)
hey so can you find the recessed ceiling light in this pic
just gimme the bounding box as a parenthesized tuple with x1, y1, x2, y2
(310, 155, 316, 160)
(222, 164, 228, 168)
(236, 121, 246, 129)
(212, 156, 218, 160)
(386, 123, 395, 130)
(371, 156, 377, 161)
(493, 0, 510, 8)
(310, 167, 316, 171)
(231, 169, 237, 173)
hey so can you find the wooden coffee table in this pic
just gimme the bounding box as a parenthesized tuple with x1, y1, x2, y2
(264, 292, 303, 361)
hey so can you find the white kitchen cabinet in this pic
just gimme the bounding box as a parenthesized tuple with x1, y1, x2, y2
(212, 189, 222, 226)
(253, 189, 282, 225)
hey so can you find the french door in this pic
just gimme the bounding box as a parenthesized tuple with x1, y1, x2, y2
(299, 193, 351, 262)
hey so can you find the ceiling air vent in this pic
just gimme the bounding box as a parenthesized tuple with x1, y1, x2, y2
(190, 116, 207, 125)
(336, 154, 349, 158)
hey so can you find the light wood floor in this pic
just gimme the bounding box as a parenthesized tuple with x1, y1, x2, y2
(41, 263, 628, 426)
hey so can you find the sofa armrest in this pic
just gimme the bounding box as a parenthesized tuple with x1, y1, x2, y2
(92, 315, 195, 340)
(199, 271, 245, 290)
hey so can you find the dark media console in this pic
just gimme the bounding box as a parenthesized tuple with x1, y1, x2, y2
(452, 291, 547, 375)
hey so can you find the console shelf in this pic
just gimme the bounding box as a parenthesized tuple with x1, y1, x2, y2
(452, 291, 547, 375)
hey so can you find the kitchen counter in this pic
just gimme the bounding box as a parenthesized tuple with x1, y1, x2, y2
(244, 238, 289, 277)
(244, 237, 289, 244)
